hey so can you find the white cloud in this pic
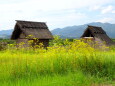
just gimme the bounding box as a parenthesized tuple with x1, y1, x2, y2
(0, 0, 115, 30)
(96, 18, 113, 23)
(28, 11, 87, 30)
(101, 5, 113, 14)
(112, 10, 115, 13)
(51, 12, 87, 28)
(89, 4, 115, 15)
(0, 0, 113, 12)
(89, 6, 102, 11)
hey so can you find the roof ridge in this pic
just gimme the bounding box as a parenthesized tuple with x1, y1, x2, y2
(16, 20, 46, 23)
(88, 25, 101, 28)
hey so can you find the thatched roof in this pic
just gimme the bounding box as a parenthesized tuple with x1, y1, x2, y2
(81, 25, 113, 45)
(11, 20, 53, 39)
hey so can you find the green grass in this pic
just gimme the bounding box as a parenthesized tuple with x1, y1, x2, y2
(0, 39, 115, 86)
(112, 38, 115, 42)
(1, 71, 114, 86)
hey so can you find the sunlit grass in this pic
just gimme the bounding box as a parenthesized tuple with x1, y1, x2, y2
(0, 37, 115, 86)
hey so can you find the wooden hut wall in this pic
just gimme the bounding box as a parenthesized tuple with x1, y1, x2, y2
(30, 39, 49, 48)
(39, 39, 49, 48)
(19, 32, 26, 38)
(16, 39, 29, 47)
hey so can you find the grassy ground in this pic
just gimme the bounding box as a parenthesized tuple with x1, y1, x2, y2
(1, 72, 114, 86)
(112, 39, 115, 42)
(0, 38, 115, 86)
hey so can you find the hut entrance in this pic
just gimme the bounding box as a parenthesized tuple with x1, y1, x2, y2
(82, 29, 94, 41)
(82, 29, 94, 37)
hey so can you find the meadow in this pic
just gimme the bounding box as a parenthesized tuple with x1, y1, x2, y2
(0, 37, 115, 86)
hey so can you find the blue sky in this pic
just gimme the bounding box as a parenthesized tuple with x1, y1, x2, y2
(0, 0, 115, 30)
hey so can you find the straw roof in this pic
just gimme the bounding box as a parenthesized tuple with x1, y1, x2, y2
(11, 20, 53, 39)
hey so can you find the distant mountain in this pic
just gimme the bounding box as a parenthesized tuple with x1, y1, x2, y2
(0, 22, 115, 39)
(0, 29, 13, 39)
(51, 22, 115, 38)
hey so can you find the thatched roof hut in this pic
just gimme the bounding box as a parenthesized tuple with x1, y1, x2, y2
(81, 25, 113, 46)
(11, 20, 53, 47)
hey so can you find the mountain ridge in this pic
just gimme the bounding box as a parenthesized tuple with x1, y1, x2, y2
(0, 22, 115, 39)
(51, 22, 115, 38)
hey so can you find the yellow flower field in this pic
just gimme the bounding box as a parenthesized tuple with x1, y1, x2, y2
(0, 37, 115, 86)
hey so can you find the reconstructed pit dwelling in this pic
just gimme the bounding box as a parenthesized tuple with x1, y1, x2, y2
(81, 25, 113, 46)
(11, 21, 114, 47)
(11, 20, 53, 48)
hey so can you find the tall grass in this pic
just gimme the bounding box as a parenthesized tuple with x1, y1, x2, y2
(0, 37, 115, 85)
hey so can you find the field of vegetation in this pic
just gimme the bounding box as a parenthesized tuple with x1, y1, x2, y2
(0, 37, 115, 86)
